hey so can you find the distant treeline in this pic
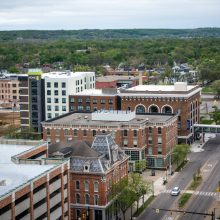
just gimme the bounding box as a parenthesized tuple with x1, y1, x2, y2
(0, 28, 220, 41)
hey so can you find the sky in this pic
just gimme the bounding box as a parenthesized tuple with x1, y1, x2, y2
(0, 0, 219, 30)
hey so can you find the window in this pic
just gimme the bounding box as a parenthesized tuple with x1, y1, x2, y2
(158, 137, 162, 144)
(78, 106, 83, 110)
(76, 193, 80, 203)
(64, 129, 68, 136)
(62, 82, 66, 88)
(74, 129, 78, 136)
(148, 136, 153, 144)
(62, 98, 66, 103)
(108, 99, 113, 104)
(86, 106, 90, 111)
(76, 180, 80, 190)
(54, 90, 58, 96)
(101, 99, 105, 104)
(55, 129, 59, 136)
(123, 139, 128, 147)
(54, 98, 59, 103)
(85, 181, 89, 191)
(148, 147, 152, 155)
(133, 139, 138, 147)
(94, 182, 99, 192)
(93, 99, 97, 104)
(55, 106, 59, 111)
(94, 195, 99, 205)
(123, 130, 128, 137)
(158, 147, 162, 154)
(62, 106, 66, 111)
(81, 79, 83, 84)
(47, 128, 50, 135)
(83, 130, 87, 136)
(85, 194, 90, 205)
(47, 113, 51, 119)
(78, 98, 82, 103)
(47, 98, 51, 103)
(158, 127, 162, 134)
(70, 106, 75, 111)
(54, 82, 58, 88)
(70, 98, 74, 103)
(92, 130, 96, 137)
(47, 105, 51, 111)
(133, 130, 137, 137)
(62, 90, 66, 96)
(86, 98, 90, 103)
(149, 127, 153, 134)
(47, 82, 51, 88)
(55, 113, 59, 117)
(47, 90, 51, 95)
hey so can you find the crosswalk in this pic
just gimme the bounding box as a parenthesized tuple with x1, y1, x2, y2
(162, 189, 218, 197)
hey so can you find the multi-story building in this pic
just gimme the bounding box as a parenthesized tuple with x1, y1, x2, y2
(0, 74, 20, 108)
(42, 110, 177, 170)
(0, 142, 69, 220)
(44, 71, 95, 120)
(18, 71, 45, 133)
(119, 82, 201, 143)
(69, 88, 119, 112)
(49, 133, 129, 220)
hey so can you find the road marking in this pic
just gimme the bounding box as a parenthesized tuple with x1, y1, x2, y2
(162, 190, 217, 197)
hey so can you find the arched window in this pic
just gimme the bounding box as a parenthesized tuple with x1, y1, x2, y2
(158, 127, 162, 134)
(94, 182, 99, 192)
(85, 194, 90, 204)
(136, 105, 145, 113)
(85, 181, 89, 191)
(149, 105, 159, 113)
(76, 193, 80, 203)
(76, 180, 80, 190)
(162, 106, 172, 114)
(94, 195, 99, 205)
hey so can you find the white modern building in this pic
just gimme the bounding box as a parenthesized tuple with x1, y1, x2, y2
(43, 71, 95, 120)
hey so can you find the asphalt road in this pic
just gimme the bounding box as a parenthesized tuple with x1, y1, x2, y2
(137, 136, 220, 220)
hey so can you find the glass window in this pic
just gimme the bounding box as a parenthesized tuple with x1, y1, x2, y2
(85, 181, 89, 191)
(86, 106, 90, 111)
(76, 180, 80, 190)
(47, 98, 51, 103)
(133, 130, 137, 137)
(46, 128, 50, 135)
(85, 194, 90, 205)
(70, 106, 75, 111)
(148, 147, 152, 155)
(55, 106, 59, 111)
(64, 129, 68, 135)
(158, 127, 162, 134)
(94, 195, 99, 205)
(94, 182, 99, 192)
(78, 106, 83, 110)
(54, 82, 58, 88)
(70, 98, 75, 103)
(62, 82, 66, 88)
(133, 139, 137, 147)
(74, 129, 78, 136)
(47, 82, 51, 88)
(54, 98, 59, 103)
(54, 90, 58, 96)
(158, 137, 162, 144)
(101, 99, 105, 104)
(78, 98, 82, 103)
(55, 129, 59, 136)
(47, 90, 51, 95)
(47, 105, 51, 111)
(108, 99, 113, 104)
(62, 90, 66, 96)
(92, 130, 96, 137)
(76, 193, 80, 203)
(62, 98, 66, 103)
(93, 99, 97, 104)
(148, 136, 152, 144)
(47, 113, 51, 119)
(158, 147, 162, 154)
(123, 139, 128, 147)
(55, 113, 59, 117)
(123, 130, 128, 137)
(86, 98, 90, 103)
(62, 106, 66, 111)
(149, 127, 153, 134)
(83, 130, 87, 136)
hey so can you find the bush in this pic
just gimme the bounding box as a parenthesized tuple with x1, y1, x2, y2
(178, 193, 192, 208)
(189, 176, 202, 190)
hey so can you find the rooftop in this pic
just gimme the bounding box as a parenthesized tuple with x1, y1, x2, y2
(42, 71, 94, 79)
(43, 111, 176, 126)
(73, 88, 117, 96)
(0, 144, 55, 198)
(96, 75, 139, 82)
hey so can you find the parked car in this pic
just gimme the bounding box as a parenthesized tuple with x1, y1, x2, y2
(171, 187, 180, 196)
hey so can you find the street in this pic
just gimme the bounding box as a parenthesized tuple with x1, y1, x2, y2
(137, 136, 220, 220)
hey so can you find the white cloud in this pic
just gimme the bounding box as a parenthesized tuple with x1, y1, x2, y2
(0, 0, 219, 30)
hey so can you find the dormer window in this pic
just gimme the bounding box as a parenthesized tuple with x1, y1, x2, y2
(84, 162, 90, 172)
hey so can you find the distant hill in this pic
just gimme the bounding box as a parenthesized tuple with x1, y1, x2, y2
(0, 28, 220, 41)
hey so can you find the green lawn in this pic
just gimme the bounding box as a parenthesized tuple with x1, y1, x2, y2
(178, 193, 192, 208)
(202, 87, 215, 93)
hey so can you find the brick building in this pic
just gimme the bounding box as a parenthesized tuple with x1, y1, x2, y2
(69, 88, 119, 112)
(119, 82, 201, 143)
(49, 134, 129, 220)
(0, 74, 20, 108)
(0, 142, 69, 220)
(42, 110, 177, 170)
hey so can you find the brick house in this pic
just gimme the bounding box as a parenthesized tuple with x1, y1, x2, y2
(49, 134, 129, 220)
(42, 110, 177, 170)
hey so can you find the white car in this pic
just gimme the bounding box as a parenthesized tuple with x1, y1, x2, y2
(171, 187, 180, 196)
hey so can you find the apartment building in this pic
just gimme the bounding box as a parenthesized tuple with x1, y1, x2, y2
(69, 88, 119, 112)
(18, 72, 45, 133)
(0, 74, 20, 108)
(49, 134, 129, 220)
(42, 110, 177, 170)
(0, 142, 69, 220)
(44, 71, 95, 120)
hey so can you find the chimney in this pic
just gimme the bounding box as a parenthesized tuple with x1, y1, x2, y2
(139, 71, 143, 85)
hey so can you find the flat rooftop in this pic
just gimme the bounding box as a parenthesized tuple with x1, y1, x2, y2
(42, 71, 94, 79)
(0, 144, 54, 198)
(72, 89, 117, 96)
(44, 111, 176, 126)
(96, 75, 139, 82)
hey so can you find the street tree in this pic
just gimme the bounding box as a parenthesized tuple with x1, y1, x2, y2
(210, 106, 220, 124)
(211, 80, 220, 99)
(172, 144, 190, 168)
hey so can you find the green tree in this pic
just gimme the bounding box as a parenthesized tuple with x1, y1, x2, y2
(135, 160, 147, 173)
(212, 80, 220, 99)
(210, 106, 220, 124)
(172, 144, 190, 168)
